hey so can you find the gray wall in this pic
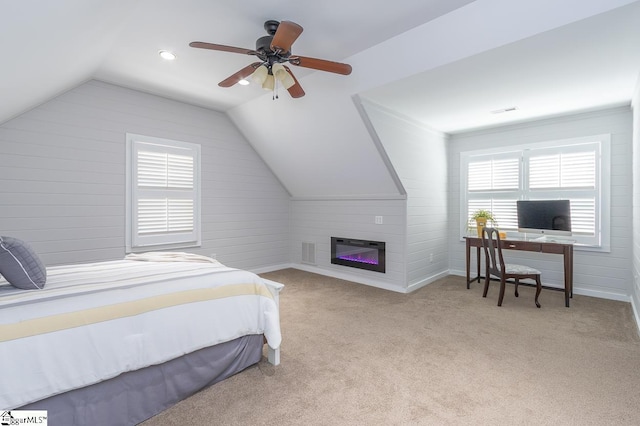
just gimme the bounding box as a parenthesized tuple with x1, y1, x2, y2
(0, 80, 290, 271)
(448, 106, 633, 301)
(363, 103, 449, 290)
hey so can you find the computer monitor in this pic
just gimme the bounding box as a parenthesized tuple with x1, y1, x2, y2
(517, 199, 572, 237)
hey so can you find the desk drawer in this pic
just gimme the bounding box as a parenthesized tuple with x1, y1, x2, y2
(501, 241, 541, 252)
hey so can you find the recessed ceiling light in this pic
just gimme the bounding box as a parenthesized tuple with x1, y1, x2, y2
(491, 106, 518, 114)
(159, 50, 176, 61)
(238, 79, 250, 86)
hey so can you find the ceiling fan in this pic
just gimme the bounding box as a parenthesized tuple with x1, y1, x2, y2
(189, 20, 352, 99)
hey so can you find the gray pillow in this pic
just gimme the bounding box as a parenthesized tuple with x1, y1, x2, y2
(0, 236, 47, 289)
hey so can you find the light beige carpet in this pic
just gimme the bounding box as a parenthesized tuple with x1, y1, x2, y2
(142, 269, 640, 425)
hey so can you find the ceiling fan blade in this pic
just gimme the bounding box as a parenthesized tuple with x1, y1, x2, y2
(218, 62, 262, 87)
(289, 56, 352, 75)
(283, 66, 305, 98)
(270, 21, 303, 54)
(189, 41, 257, 56)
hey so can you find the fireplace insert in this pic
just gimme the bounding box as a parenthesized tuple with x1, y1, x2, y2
(330, 237, 385, 273)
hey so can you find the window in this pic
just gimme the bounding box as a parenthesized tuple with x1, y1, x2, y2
(460, 134, 610, 250)
(126, 134, 201, 251)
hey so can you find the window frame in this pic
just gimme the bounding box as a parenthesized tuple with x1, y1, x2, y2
(125, 133, 201, 252)
(460, 134, 611, 251)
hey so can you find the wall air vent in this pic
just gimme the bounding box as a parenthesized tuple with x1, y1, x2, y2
(302, 241, 316, 265)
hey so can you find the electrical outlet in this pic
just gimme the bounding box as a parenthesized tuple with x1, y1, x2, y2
(375, 216, 383, 224)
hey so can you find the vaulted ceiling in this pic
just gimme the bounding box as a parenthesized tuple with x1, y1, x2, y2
(3, 0, 639, 197)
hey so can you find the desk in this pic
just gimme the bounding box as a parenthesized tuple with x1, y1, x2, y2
(465, 237, 574, 307)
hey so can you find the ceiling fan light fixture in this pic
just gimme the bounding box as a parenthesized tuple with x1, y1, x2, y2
(272, 63, 295, 89)
(238, 79, 250, 86)
(262, 74, 275, 91)
(250, 65, 268, 84)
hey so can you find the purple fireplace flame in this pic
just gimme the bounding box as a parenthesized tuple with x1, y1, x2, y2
(331, 237, 385, 273)
(338, 252, 379, 265)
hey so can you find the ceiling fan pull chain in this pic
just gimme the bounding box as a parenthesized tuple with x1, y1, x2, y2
(273, 77, 279, 100)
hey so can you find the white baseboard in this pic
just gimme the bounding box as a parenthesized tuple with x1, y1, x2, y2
(250, 263, 294, 275)
(573, 287, 630, 302)
(631, 296, 640, 338)
(283, 263, 450, 294)
(291, 263, 407, 293)
(406, 270, 451, 293)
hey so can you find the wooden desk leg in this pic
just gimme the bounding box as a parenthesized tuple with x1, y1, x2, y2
(466, 239, 471, 289)
(569, 246, 574, 299)
(476, 247, 481, 283)
(563, 246, 573, 308)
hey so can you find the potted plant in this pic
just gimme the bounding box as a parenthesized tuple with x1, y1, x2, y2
(471, 209, 497, 237)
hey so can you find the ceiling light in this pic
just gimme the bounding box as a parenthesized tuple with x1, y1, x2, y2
(262, 74, 275, 91)
(271, 63, 295, 89)
(250, 65, 268, 85)
(238, 79, 250, 86)
(249, 63, 296, 98)
(159, 50, 176, 61)
(491, 106, 517, 114)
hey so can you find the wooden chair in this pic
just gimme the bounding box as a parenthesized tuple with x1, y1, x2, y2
(480, 227, 542, 308)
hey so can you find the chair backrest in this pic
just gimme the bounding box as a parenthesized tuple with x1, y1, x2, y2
(481, 227, 505, 275)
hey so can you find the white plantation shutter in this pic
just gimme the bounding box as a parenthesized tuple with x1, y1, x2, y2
(137, 199, 194, 234)
(528, 150, 596, 189)
(468, 157, 519, 191)
(524, 143, 599, 239)
(568, 198, 596, 235)
(127, 134, 201, 250)
(466, 154, 521, 230)
(137, 151, 195, 189)
(461, 137, 609, 249)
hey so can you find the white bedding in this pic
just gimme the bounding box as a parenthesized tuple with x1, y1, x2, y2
(0, 258, 281, 409)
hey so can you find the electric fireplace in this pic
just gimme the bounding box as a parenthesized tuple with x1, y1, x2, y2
(331, 237, 386, 273)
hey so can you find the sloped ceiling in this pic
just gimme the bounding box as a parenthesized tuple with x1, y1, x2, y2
(3, 0, 639, 197)
(361, 1, 640, 134)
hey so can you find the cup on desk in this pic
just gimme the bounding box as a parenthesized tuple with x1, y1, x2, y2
(499, 231, 507, 239)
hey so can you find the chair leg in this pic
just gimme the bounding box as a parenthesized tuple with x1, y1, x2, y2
(535, 275, 542, 308)
(498, 277, 506, 306)
(514, 278, 519, 297)
(483, 273, 490, 298)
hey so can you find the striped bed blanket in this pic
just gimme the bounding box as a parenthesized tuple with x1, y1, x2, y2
(0, 257, 281, 409)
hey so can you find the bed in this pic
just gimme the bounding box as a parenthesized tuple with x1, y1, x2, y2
(0, 248, 282, 425)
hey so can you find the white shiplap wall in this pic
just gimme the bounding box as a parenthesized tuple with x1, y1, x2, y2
(448, 106, 633, 301)
(290, 197, 407, 292)
(363, 102, 449, 291)
(0, 80, 290, 271)
(631, 79, 640, 323)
